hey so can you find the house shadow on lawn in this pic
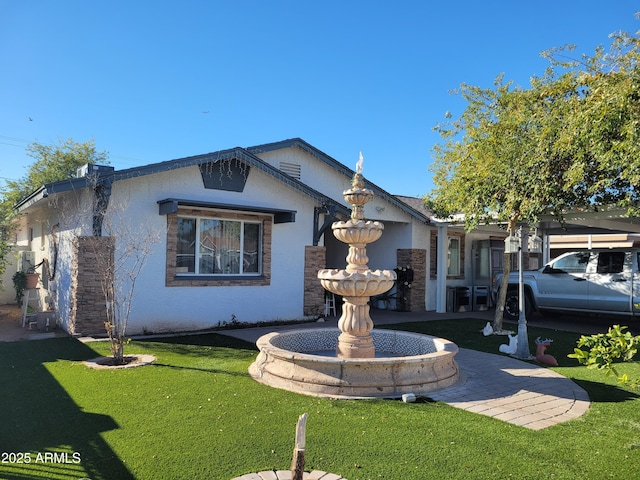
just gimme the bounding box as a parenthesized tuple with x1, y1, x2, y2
(150, 362, 252, 377)
(0, 337, 134, 480)
(138, 332, 257, 357)
(140, 332, 258, 349)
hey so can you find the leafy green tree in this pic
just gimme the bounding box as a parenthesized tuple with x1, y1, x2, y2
(0, 138, 108, 285)
(427, 29, 640, 332)
(1, 138, 108, 207)
(539, 31, 640, 215)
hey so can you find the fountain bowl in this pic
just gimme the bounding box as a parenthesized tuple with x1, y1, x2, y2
(317, 269, 396, 298)
(331, 220, 384, 244)
(249, 328, 459, 399)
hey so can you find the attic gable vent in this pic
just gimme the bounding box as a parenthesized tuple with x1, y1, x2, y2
(279, 161, 301, 180)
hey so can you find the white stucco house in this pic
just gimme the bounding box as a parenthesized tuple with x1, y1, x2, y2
(10, 138, 499, 336)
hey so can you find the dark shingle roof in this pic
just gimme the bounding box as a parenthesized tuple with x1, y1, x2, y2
(16, 138, 430, 225)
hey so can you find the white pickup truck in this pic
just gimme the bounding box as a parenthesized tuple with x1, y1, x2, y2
(494, 249, 640, 320)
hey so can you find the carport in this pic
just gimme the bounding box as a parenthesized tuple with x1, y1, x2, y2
(537, 207, 640, 263)
(433, 205, 640, 314)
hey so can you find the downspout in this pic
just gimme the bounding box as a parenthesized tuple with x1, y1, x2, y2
(92, 177, 113, 236)
(49, 223, 59, 280)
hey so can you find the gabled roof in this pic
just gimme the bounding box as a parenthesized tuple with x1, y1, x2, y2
(15, 144, 350, 216)
(247, 138, 430, 224)
(394, 195, 432, 219)
(15, 138, 431, 225)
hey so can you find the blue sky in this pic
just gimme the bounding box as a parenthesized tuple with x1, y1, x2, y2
(1, 1, 637, 197)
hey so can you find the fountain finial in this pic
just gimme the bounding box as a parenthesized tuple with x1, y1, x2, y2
(346, 153, 372, 219)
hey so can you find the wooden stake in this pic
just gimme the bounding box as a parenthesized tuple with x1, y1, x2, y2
(290, 413, 308, 480)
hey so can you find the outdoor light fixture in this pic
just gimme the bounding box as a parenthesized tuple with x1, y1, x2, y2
(528, 229, 543, 254)
(507, 225, 543, 360)
(504, 233, 519, 253)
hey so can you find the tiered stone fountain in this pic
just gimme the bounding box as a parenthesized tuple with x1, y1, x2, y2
(318, 155, 394, 359)
(249, 155, 459, 399)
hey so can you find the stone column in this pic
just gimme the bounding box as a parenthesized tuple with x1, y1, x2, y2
(397, 249, 426, 312)
(70, 236, 114, 336)
(304, 246, 326, 316)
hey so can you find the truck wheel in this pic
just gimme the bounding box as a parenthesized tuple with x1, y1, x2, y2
(504, 289, 532, 321)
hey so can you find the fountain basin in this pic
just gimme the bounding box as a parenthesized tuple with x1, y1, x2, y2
(318, 269, 396, 297)
(331, 220, 384, 244)
(249, 328, 459, 399)
(343, 188, 373, 206)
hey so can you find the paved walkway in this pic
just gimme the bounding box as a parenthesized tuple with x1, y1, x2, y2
(0, 305, 65, 341)
(428, 348, 589, 430)
(221, 309, 590, 431)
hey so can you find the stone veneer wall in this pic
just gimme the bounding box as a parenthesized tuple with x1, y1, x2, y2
(304, 246, 326, 316)
(70, 236, 114, 336)
(397, 248, 426, 312)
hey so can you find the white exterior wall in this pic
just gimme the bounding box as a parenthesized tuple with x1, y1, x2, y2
(11, 143, 448, 332)
(105, 165, 319, 334)
(257, 148, 352, 207)
(0, 246, 20, 304)
(406, 221, 435, 311)
(258, 147, 430, 265)
(8, 190, 94, 328)
(257, 147, 409, 225)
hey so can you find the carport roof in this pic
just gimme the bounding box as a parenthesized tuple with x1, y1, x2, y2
(538, 207, 640, 235)
(549, 233, 640, 249)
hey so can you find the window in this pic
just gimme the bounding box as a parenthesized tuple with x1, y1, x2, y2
(165, 207, 272, 287)
(176, 215, 262, 275)
(430, 231, 465, 279)
(596, 251, 625, 274)
(552, 252, 590, 274)
(448, 237, 460, 276)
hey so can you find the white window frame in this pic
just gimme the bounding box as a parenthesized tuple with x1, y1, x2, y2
(447, 236, 461, 276)
(176, 214, 262, 276)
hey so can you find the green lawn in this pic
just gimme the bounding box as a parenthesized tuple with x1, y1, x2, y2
(1, 319, 639, 480)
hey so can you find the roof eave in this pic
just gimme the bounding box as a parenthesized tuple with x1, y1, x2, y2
(14, 186, 48, 212)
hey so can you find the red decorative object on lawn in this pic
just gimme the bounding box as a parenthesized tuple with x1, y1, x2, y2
(535, 337, 558, 366)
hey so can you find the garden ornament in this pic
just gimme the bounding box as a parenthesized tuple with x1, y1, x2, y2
(499, 334, 518, 354)
(535, 337, 558, 366)
(482, 322, 493, 336)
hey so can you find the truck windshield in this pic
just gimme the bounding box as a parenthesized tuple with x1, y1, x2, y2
(551, 252, 590, 273)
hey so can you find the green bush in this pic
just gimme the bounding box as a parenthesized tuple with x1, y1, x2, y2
(11, 270, 27, 306)
(568, 324, 640, 386)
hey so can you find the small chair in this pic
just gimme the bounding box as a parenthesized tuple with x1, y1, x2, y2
(324, 292, 337, 317)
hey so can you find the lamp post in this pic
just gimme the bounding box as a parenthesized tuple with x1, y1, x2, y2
(504, 226, 542, 359)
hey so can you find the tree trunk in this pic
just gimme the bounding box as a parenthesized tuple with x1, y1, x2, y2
(493, 216, 517, 333)
(113, 337, 125, 365)
(493, 250, 511, 333)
